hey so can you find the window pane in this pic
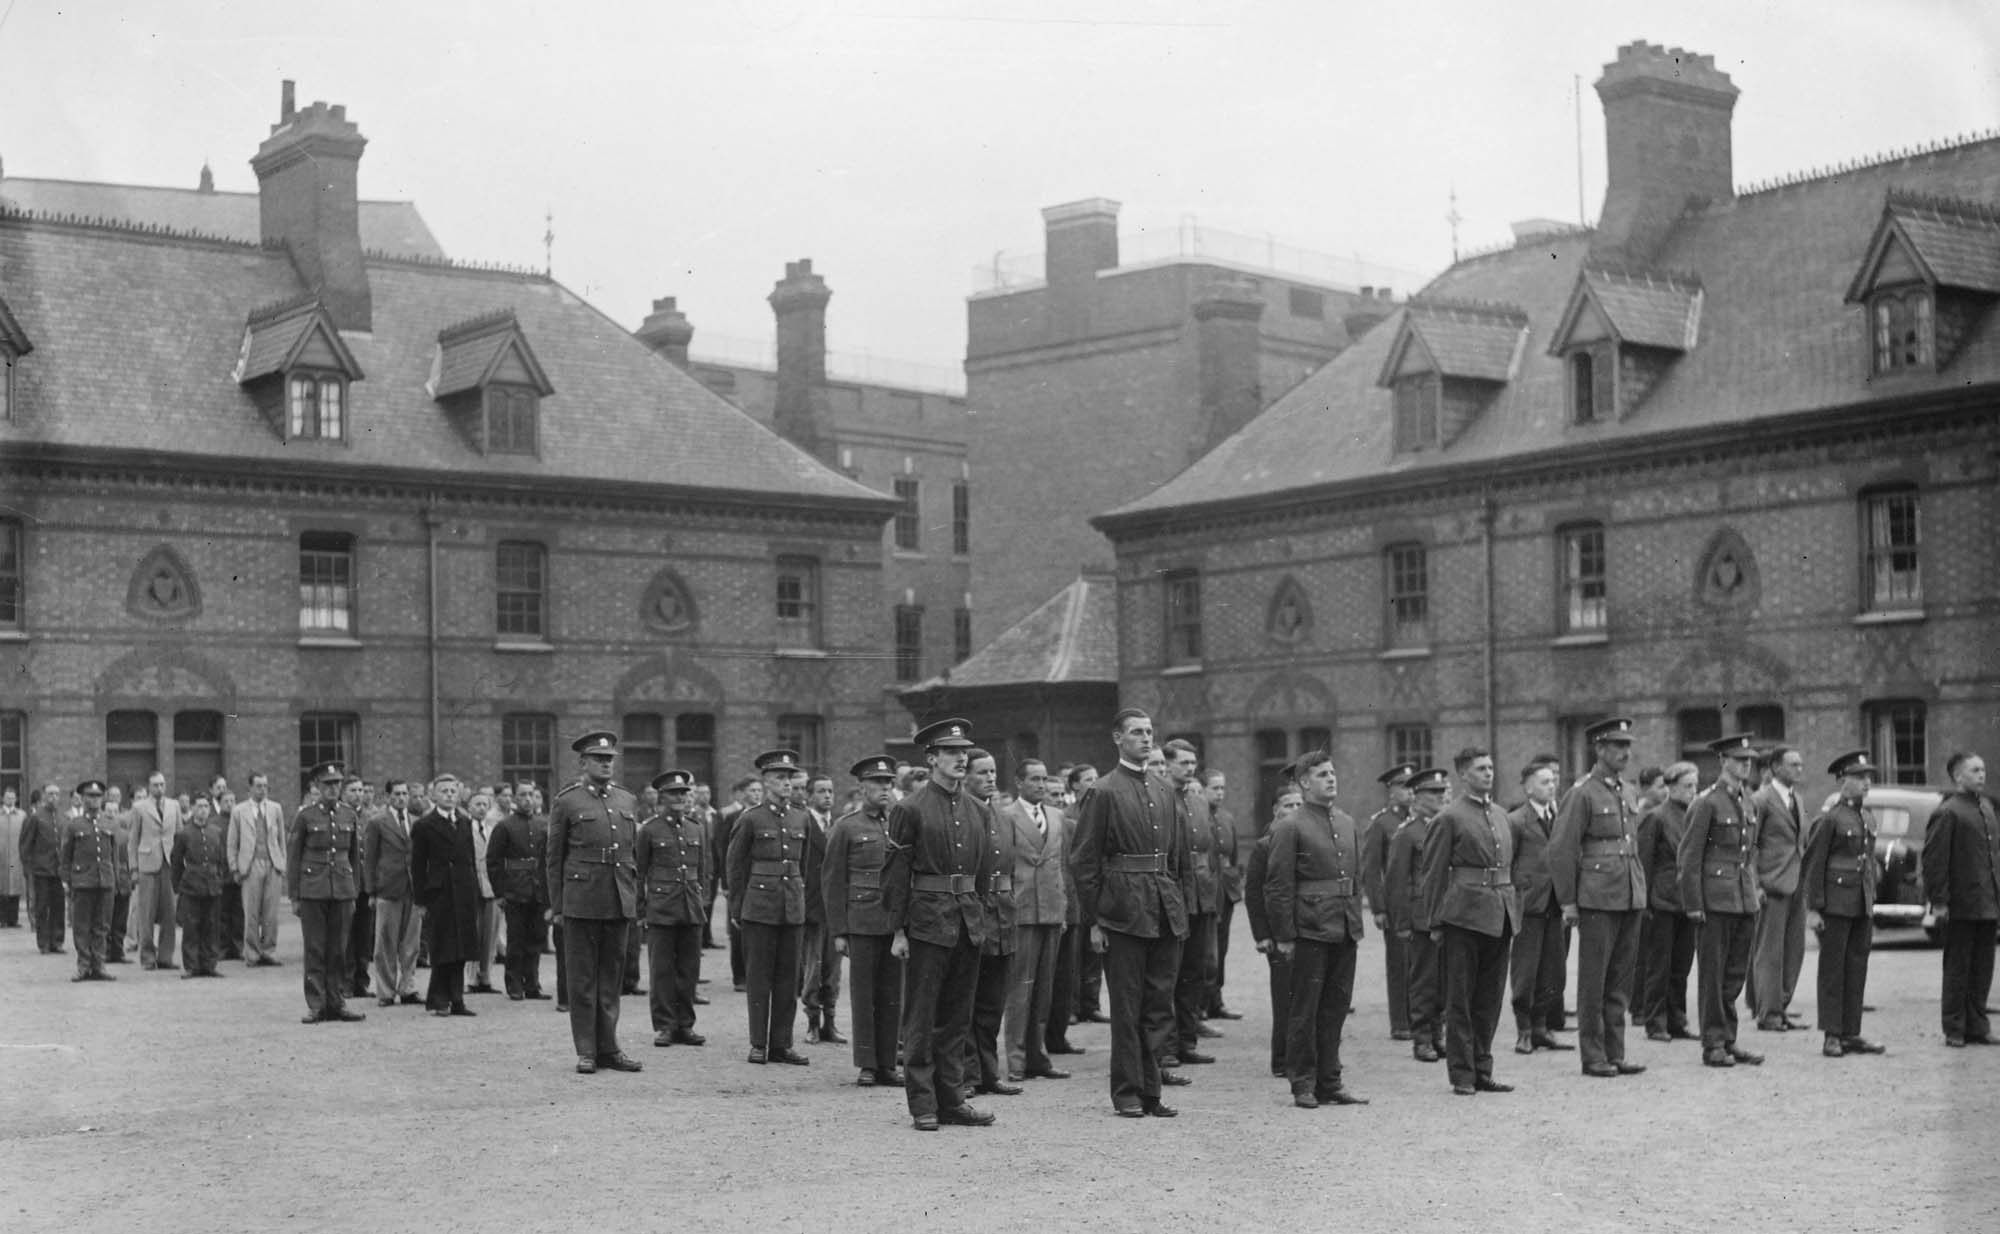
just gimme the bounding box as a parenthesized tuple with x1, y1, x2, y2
(1386, 543, 1429, 647)
(0, 520, 20, 628)
(298, 712, 358, 801)
(953, 607, 972, 665)
(1561, 524, 1607, 633)
(320, 378, 343, 440)
(620, 713, 664, 794)
(496, 542, 547, 638)
(1557, 714, 1607, 786)
(1865, 490, 1921, 609)
(1164, 570, 1202, 665)
(288, 375, 313, 437)
(1571, 352, 1596, 424)
(173, 709, 226, 795)
(894, 605, 924, 682)
(298, 532, 355, 633)
(1297, 727, 1331, 759)
(775, 556, 820, 649)
(1387, 723, 1433, 772)
(952, 483, 970, 556)
(501, 713, 556, 801)
(1254, 728, 1291, 826)
(489, 387, 537, 455)
(1677, 708, 1722, 786)
(776, 714, 822, 772)
(0, 710, 25, 799)
(1866, 700, 1928, 786)
(893, 478, 921, 551)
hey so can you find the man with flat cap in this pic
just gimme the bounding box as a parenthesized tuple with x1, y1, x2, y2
(545, 731, 643, 1074)
(1801, 750, 1886, 1057)
(1677, 733, 1765, 1068)
(286, 763, 365, 1024)
(638, 769, 710, 1048)
(826, 755, 905, 1087)
(883, 718, 996, 1130)
(1548, 718, 1647, 1078)
(726, 749, 811, 1066)
(1361, 763, 1417, 1042)
(60, 780, 123, 981)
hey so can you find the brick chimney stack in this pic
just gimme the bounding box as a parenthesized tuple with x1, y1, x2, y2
(1592, 42, 1738, 266)
(769, 259, 832, 461)
(251, 80, 372, 332)
(1042, 198, 1119, 338)
(635, 296, 695, 368)
(1193, 273, 1265, 454)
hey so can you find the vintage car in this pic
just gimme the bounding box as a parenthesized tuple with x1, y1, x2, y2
(1853, 785, 1946, 941)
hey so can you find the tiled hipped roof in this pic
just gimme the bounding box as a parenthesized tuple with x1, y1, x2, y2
(1101, 136, 2000, 525)
(907, 573, 1117, 690)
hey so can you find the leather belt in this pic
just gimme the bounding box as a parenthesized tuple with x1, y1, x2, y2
(749, 859, 798, 877)
(912, 873, 976, 894)
(1451, 867, 1512, 888)
(571, 846, 621, 864)
(1298, 877, 1356, 897)
(1108, 853, 1167, 873)
(1580, 839, 1633, 856)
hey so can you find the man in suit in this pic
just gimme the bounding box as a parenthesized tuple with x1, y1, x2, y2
(1749, 745, 1810, 1032)
(19, 782, 67, 954)
(1266, 748, 1370, 1109)
(546, 731, 644, 1074)
(1802, 750, 1887, 1058)
(227, 774, 288, 967)
(411, 774, 480, 1018)
(1923, 750, 1998, 1048)
(1002, 758, 1071, 1084)
(1361, 764, 1417, 1042)
(826, 755, 905, 1086)
(799, 771, 845, 1046)
(0, 786, 26, 929)
(1677, 734, 1766, 1068)
(1419, 748, 1520, 1096)
(1636, 763, 1700, 1041)
(1508, 756, 1572, 1055)
(61, 780, 123, 981)
(365, 779, 423, 1005)
(1163, 739, 1222, 1068)
(1387, 770, 1447, 1063)
(286, 762, 365, 1024)
(127, 771, 181, 969)
(637, 770, 710, 1048)
(726, 749, 812, 1066)
(486, 779, 551, 1002)
(1549, 718, 1648, 1078)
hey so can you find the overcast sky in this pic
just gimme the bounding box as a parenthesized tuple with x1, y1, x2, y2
(4, 1, 1996, 382)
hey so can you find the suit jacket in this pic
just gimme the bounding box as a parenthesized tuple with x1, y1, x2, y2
(1800, 799, 1879, 918)
(363, 806, 417, 900)
(286, 799, 360, 902)
(1419, 793, 1521, 938)
(726, 801, 808, 927)
(1635, 799, 1689, 913)
(485, 810, 548, 906)
(1751, 782, 1807, 898)
(823, 806, 896, 937)
(1922, 790, 2000, 920)
(1676, 781, 1760, 916)
(129, 794, 182, 875)
(637, 809, 710, 926)
(410, 806, 480, 963)
(1509, 802, 1561, 916)
(1006, 798, 1068, 927)
(1214, 805, 1243, 903)
(0, 806, 25, 895)
(1071, 763, 1191, 942)
(545, 780, 640, 920)
(1549, 773, 1646, 912)
(226, 797, 288, 879)
(17, 807, 64, 880)
(1264, 800, 1365, 945)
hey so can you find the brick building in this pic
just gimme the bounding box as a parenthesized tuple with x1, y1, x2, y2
(0, 83, 895, 802)
(1092, 42, 2000, 825)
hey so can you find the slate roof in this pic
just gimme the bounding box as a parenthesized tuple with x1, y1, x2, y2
(1100, 135, 2000, 528)
(0, 216, 894, 509)
(0, 175, 445, 259)
(1576, 267, 1702, 350)
(1385, 300, 1528, 383)
(236, 298, 362, 383)
(1874, 191, 2000, 293)
(907, 572, 1117, 690)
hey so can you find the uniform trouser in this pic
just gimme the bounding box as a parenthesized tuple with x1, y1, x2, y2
(347, 893, 375, 990)
(107, 890, 130, 960)
(1405, 931, 1444, 1047)
(176, 893, 220, 974)
(563, 917, 629, 1059)
(501, 901, 547, 996)
(845, 934, 904, 1072)
(1639, 909, 1697, 1034)
(1005, 923, 1062, 1076)
(130, 868, 176, 965)
(1103, 929, 1181, 1110)
(240, 859, 282, 962)
(902, 926, 979, 1118)
(374, 896, 423, 996)
(1077, 939, 1104, 1015)
(801, 922, 843, 1022)
(32, 874, 65, 951)
(1265, 950, 1293, 1071)
(1440, 922, 1511, 1088)
(0, 893, 16, 927)
(727, 912, 746, 985)
(1696, 911, 1755, 1051)
(1750, 890, 1807, 1022)
(298, 899, 354, 1017)
(968, 948, 1011, 1086)
(647, 923, 703, 1033)
(1574, 908, 1641, 1067)
(219, 873, 244, 959)
(1210, 895, 1237, 1012)
(1174, 911, 1216, 1053)
(1510, 909, 1567, 1034)
(1940, 917, 1997, 1041)
(1045, 924, 1079, 1048)
(69, 887, 110, 976)
(1816, 914, 1872, 1038)
(741, 920, 801, 1051)
(623, 914, 644, 992)
(472, 896, 500, 985)
(1382, 928, 1411, 1034)
(1286, 937, 1357, 1097)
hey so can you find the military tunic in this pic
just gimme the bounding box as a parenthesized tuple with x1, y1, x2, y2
(1549, 773, 1646, 1069)
(169, 814, 229, 975)
(1801, 799, 1879, 1039)
(60, 811, 123, 978)
(1266, 800, 1363, 1098)
(1635, 799, 1697, 1036)
(286, 798, 361, 1018)
(638, 808, 710, 1037)
(824, 805, 903, 1073)
(546, 779, 640, 1060)
(485, 808, 550, 997)
(726, 799, 807, 1053)
(1676, 780, 1760, 1052)
(1361, 803, 1412, 1036)
(1419, 793, 1519, 1089)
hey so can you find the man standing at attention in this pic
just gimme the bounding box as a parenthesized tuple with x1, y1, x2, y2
(1676, 734, 1765, 1069)
(727, 750, 811, 1066)
(128, 771, 181, 970)
(1508, 756, 1572, 1056)
(1635, 763, 1700, 1042)
(20, 782, 67, 954)
(61, 780, 122, 981)
(637, 769, 709, 1048)
(1419, 748, 1519, 1096)
(1801, 750, 1887, 1058)
(799, 771, 845, 1047)
(1361, 764, 1417, 1042)
(963, 748, 1020, 1098)
(1072, 709, 1191, 1120)
(1749, 746, 1811, 1033)
(825, 755, 905, 1087)
(227, 774, 287, 968)
(1163, 739, 1222, 1069)
(411, 774, 480, 1019)
(0, 786, 25, 929)
(1548, 719, 1647, 1078)
(486, 779, 550, 1002)
(365, 780, 423, 1005)
(1388, 769, 1448, 1064)
(1923, 750, 1998, 1048)
(1002, 758, 1071, 1084)
(168, 795, 229, 978)
(546, 732, 643, 1074)
(286, 763, 364, 1024)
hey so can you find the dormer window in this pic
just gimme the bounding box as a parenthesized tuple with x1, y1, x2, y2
(1549, 267, 1700, 424)
(1376, 299, 1528, 455)
(288, 372, 347, 441)
(1846, 191, 2000, 379)
(486, 385, 539, 455)
(431, 310, 555, 458)
(1392, 375, 1440, 451)
(1870, 288, 1933, 375)
(234, 297, 365, 443)
(1569, 352, 1597, 424)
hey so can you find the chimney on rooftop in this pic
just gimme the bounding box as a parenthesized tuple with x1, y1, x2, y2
(636, 296, 695, 368)
(1042, 198, 1119, 338)
(1193, 274, 1266, 454)
(1592, 41, 1738, 265)
(769, 259, 833, 461)
(251, 79, 372, 332)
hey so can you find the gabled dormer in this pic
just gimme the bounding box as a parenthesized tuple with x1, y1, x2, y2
(0, 293, 31, 421)
(1844, 190, 2000, 378)
(233, 296, 366, 442)
(429, 309, 554, 457)
(1376, 299, 1528, 453)
(1547, 265, 1701, 425)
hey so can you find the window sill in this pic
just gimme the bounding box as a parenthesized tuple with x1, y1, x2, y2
(493, 640, 555, 654)
(1551, 632, 1610, 648)
(1379, 646, 1431, 661)
(297, 635, 363, 649)
(1853, 609, 1925, 627)
(891, 550, 927, 561)
(773, 647, 829, 659)
(1161, 663, 1204, 677)
(0, 629, 27, 643)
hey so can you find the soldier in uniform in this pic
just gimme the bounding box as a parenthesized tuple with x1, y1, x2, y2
(1802, 750, 1886, 1057)
(487, 779, 551, 1001)
(883, 718, 996, 1131)
(1676, 733, 1765, 1068)
(545, 733, 643, 1073)
(726, 749, 811, 1065)
(1548, 718, 1648, 1078)
(1636, 763, 1700, 1041)
(285, 763, 365, 1024)
(60, 780, 122, 980)
(1163, 739, 1221, 1067)
(1204, 769, 1242, 1021)
(168, 795, 230, 977)
(1388, 769, 1448, 1063)
(960, 749, 1019, 1097)
(1361, 764, 1417, 1041)
(826, 755, 905, 1087)
(1245, 778, 1303, 1076)
(1072, 708, 1192, 1120)
(1265, 749, 1370, 1109)
(638, 769, 710, 1048)
(1419, 748, 1520, 1096)
(20, 782, 67, 954)
(1921, 750, 1998, 1048)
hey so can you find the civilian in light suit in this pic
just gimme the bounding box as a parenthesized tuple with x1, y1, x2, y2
(227, 774, 288, 966)
(1002, 758, 1071, 1083)
(365, 779, 424, 1005)
(127, 772, 182, 969)
(1749, 746, 1810, 1032)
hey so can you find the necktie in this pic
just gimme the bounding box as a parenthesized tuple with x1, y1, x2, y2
(1034, 805, 1046, 837)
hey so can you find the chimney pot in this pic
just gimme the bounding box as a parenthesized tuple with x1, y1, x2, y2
(252, 83, 371, 331)
(635, 295, 695, 368)
(1592, 39, 1738, 265)
(281, 80, 296, 123)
